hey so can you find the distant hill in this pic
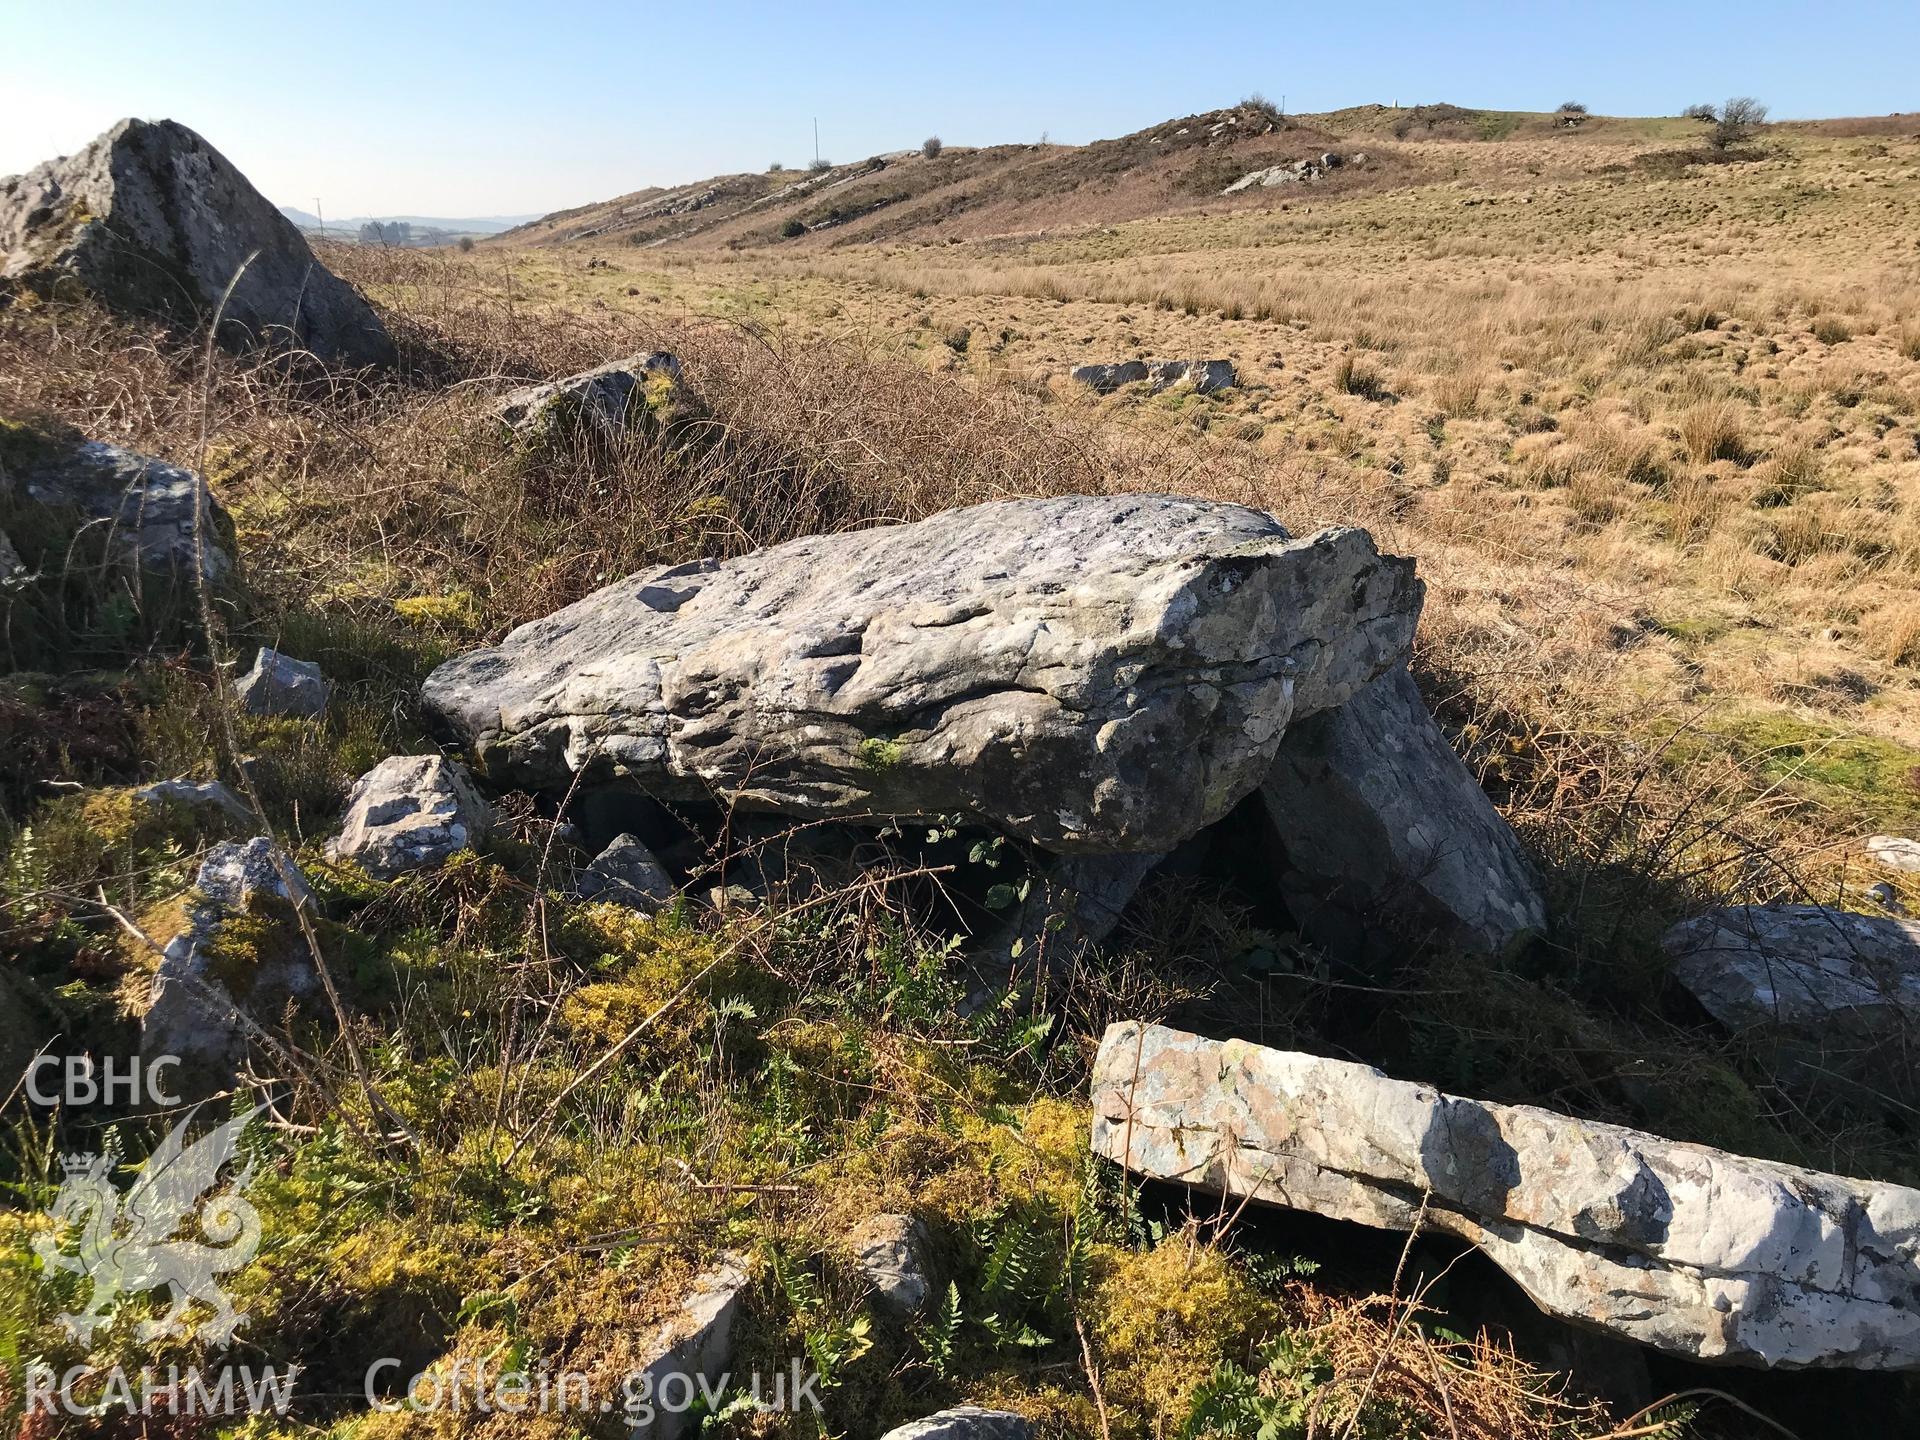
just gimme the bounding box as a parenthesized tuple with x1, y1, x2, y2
(278, 207, 542, 244)
(496, 100, 1705, 253)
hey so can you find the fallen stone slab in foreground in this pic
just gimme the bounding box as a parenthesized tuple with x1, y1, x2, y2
(1090, 1021, 1920, 1369)
(422, 495, 1421, 854)
(494, 351, 690, 440)
(1663, 904, 1920, 1033)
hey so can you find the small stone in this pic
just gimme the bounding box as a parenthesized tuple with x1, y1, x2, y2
(705, 883, 762, 914)
(849, 1213, 931, 1315)
(628, 1255, 750, 1440)
(1867, 835, 1920, 874)
(14, 437, 232, 582)
(1867, 881, 1906, 916)
(880, 1409, 1034, 1440)
(575, 833, 675, 912)
(133, 777, 251, 826)
(327, 755, 493, 879)
(1662, 904, 1920, 1033)
(235, 647, 330, 718)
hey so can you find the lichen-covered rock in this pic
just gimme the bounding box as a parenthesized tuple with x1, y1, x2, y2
(1257, 665, 1545, 961)
(879, 1408, 1034, 1440)
(1, 119, 391, 366)
(142, 838, 315, 1085)
(849, 1213, 932, 1315)
(629, 1254, 750, 1439)
(1662, 905, 1920, 1033)
(574, 832, 675, 911)
(327, 755, 492, 878)
(235, 646, 330, 718)
(494, 352, 687, 440)
(10, 436, 232, 581)
(1091, 1021, 1920, 1369)
(422, 496, 1421, 854)
(1070, 359, 1235, 394)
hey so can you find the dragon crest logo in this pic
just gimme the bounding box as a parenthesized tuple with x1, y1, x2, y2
(33, 1105, 266, 1346)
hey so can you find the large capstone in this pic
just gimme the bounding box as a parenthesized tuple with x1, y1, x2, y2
(421, 495, 1421, 854)
(1, 118, 392, 366)
(1091, 1021, 1920, 1369)
(1257, 665, 1545, 961)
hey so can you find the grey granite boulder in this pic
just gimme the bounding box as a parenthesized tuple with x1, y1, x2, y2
(1, 118, 391, 366)
(9, 436, 231, 582)
(1662, 905, 1920, 1033)
(1070, 359, 1235, 394)
(142, 838, 316, 1084)
(849, 1212, 932, 1315)
(1257, 665, 1545, 961)
(574, 832, 675, 911)
(326, 754, 492, 878)
(1092, 1021, 1920, 1369)
(235, 646, 330, 718)
(880, 1409, 1033, 1440)
(494, 352, 686, 440)
(421, 496, 1421, 854)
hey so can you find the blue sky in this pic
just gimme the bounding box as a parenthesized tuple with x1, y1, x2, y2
(3, 1, 1914, 218)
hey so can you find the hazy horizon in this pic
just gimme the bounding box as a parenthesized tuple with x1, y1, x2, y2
(4, 0, 1916, 218)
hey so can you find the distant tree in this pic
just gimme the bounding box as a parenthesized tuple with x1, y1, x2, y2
(1557, 101, 1588, 115)
(1682, 103, 1718, 122)
(922, 135, 943, 159)
(357, 219, 412, 247)
(1242, 93, 1282, 124)
(808, 157, 832, 173)
(769, 161, 785, 172)
(781, 217, 807, 238)
(457, 235, 475, 253)
(1712, 96, 1768, 150)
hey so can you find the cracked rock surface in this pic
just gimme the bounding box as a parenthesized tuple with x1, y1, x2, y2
(422, 495, 1421, 854)
(1091, 1021, 1920, 1368)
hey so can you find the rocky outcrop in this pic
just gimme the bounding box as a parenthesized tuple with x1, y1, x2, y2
(849, 1212, 932, 1315)
(326, 755, 493, 878)
(1222, 159, 1329, 193)
(8, 434, 232, 582)
(880, 1410, 1033, 1440)
(574, 832, 675, 912)
(1070, 359, 1235, 395)
(1091, 1021, 1920, 1369)
(236, 647, 330, 718)
(422, 496, 1421, 854)
(141, 838, 315, 1082)
(494, 352, 688, 440)
(1257, 665, 1545, 962)
(629, 1255, 750, 1439)
(1663, 905, 1920, 1033)
(1, 119, 392, 366)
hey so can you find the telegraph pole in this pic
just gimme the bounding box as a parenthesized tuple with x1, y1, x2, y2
(813, 117, 819, 166)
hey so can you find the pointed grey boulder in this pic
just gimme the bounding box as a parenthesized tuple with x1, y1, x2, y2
(235, 647, 330, 718)
(1, 118, 392, 366)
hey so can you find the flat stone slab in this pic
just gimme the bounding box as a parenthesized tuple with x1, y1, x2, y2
(1663, 904, 1920, 1033)
(880, 1409, 1033, 1440)
(422, 495, 1420, 854)
(14, 437, 231, 581)
(1091, 1021, 1920, 1369)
